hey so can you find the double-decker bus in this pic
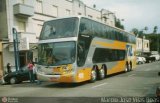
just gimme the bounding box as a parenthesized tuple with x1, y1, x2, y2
(36, 16, 136, 83)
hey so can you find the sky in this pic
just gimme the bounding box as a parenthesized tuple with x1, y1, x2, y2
(81, 0, 160, 33)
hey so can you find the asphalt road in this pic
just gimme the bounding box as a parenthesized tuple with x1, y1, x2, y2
(0, 61, 160, 102)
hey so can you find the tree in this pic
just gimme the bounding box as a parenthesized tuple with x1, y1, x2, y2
(93, 4, 96, 8)
(144, 26, 148, 31)
(131, 28, 144, 37)
(153, 26, 159, 53)
(153, 26, 158, 34)
(146, 33, 160, 52)
(131, 28, 139, 37)
(115, 18, 124, 30)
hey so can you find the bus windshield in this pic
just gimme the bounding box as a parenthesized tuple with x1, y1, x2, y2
(38, 42, 76, 66)
(40, 17, 79, 40)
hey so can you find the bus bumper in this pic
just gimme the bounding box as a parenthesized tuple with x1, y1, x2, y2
(36, 72, 75, 83)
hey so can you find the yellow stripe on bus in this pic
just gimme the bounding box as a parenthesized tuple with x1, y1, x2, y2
(94, 41, 126, 50)
(107, 61, 126, 75)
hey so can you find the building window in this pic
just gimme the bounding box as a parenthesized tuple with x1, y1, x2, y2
(18, 21, 26, 32)
(88, 15, 92, 18)
(147, 43, 149, 48)
(78, 13, 82, 15)
(35, 0, 43, 13)
(19, 0, 25, 4)
(66, 9, 70, 16)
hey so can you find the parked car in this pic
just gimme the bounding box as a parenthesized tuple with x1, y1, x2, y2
(150, 54, 160, 61)
(136, 57, 145, 64)
(142, 52, 156, 63)
(2, 66, 37, 84)
(141, 57, 146, 63)
(143, 56, 156, 63)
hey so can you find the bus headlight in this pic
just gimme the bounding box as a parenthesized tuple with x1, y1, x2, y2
(62, 66, 68, 70)
(62, 66, 72, 74)
(37, 66, 45, 75)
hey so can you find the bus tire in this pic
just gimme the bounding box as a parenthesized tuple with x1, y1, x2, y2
(125, 63, 129, 72)
(90, 67, 97, 83)
(129, 62, 132, 71)
(98, 65, 106, 80)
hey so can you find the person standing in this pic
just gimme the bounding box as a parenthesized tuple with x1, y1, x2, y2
(27, 61, 35, 83)
(7, 63, 12, 73)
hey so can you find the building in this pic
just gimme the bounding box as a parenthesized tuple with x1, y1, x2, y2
(0, 0, 116, 77)
(136, 37, 150, 55)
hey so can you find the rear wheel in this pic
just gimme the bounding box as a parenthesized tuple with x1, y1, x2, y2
(129, 63, 132, 71)
(98, 66, 105, 80)
(10, 77, 17, 84)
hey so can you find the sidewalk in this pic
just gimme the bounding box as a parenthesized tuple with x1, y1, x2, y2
(0, 79, 43, 86)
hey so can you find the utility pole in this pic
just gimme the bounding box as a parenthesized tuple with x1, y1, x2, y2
(154, 26, 159, 53)
(12, 28, 20, 71)
(141, 27, 148, 55)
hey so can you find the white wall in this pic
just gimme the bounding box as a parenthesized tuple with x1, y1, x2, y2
(73, 0, 85, 16)
(3, 44, 15, 72)
(136, 38, 142, 52)
(86, 6, 101, 22)
(136, 37, 150, 53)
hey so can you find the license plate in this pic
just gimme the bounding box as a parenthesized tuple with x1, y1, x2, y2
(53, 68, 60, 73)
(50, 77, 58, 81)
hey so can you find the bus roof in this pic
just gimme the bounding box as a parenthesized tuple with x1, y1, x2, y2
(45, 16, 135, 36)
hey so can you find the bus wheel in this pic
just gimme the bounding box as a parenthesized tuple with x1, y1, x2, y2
(98, 66, 105, 80)
(125, 64, 129, 72)
(129, 62, 132, 71)
(90, 68, 97, 83)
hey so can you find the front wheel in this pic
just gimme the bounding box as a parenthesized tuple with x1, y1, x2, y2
(125, 64, 129, 72)
(90, 68, 97, 83)
(10, 77, 17, 84)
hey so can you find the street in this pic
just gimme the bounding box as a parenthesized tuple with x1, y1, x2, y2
(0, 61, 160, 102)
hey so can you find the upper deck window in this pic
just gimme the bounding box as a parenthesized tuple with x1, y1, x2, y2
(40, 17, 79, 40)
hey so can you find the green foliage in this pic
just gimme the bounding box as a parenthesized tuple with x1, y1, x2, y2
(131, 26, 159, 52)
(131, 28, 139, 36)
(115, 18, 124, 30)
(145, 34, 160, 52)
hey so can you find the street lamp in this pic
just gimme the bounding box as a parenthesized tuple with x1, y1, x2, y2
(140, 27, 148, 56)
(12, 28, 20, 71)
(153, 26, 159, 53)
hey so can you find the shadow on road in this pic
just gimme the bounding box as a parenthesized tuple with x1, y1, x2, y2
(6, 80, 89, 88)
(44, 82, 88, 88)
(2, 72, 126, 88)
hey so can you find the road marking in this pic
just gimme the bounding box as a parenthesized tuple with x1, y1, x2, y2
(128, 74, 135, 77)
(91, 83, 108, 88)
(144, 69, 151, 71)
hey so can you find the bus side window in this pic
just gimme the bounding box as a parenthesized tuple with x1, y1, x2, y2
(77, 42, 85, 66)
(80, 23, 86, 33)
